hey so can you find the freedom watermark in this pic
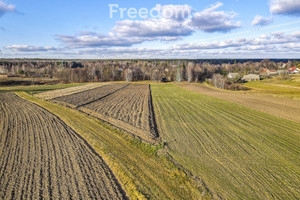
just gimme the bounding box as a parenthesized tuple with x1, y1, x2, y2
(109, 4, 192, 19)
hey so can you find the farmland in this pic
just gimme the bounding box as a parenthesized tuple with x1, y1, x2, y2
(17, 92, 208, 200)
(54, 83, 158, 143)
(35, 82, 108, 100)
(82, 84, 158, 142)
(179, 83, 300, 123)
(0, 93, 126, 199)
(243, 75, 300, 99)
(1, 80, 299, 199)
(0, 82, 85, 94)
(53, 83, 128, 108)
(151, 84, 300, 199)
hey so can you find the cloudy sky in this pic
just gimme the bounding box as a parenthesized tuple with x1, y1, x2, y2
(0, 0, 300, 59)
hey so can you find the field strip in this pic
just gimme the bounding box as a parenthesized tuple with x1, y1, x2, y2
(179, 83, 300, 123)
(52, 83, 159, 143)
(0, 93, 126, 199)
(152, 84, 300, 199)
(52, 83, 129, 107)
(35, 82, 109, 100)
(263, 83, 300, 89)
(81, 84, 158, 143)
(78, 107, 157, 144)
(76, 83, 129, 108)
(16, 92, 211, 200)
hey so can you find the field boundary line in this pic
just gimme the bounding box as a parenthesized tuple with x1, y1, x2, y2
(78, 107, 158, 144)
(149, 85, 160, 138)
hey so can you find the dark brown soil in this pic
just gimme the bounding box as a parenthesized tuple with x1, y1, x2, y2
(0, 93, 126, 200)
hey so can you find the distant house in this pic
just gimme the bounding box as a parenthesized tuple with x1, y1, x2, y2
(260, 68, 277, 76)
(242, 74, 260, 82)
(288, 67, 300, 74)
(260, 68, 270, 76)
(227, 73, 239, 79)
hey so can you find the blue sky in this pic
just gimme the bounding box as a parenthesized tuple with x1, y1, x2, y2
(0, 0, 300, 58)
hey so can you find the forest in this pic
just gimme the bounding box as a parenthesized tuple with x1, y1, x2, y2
(0, 59, 299, 84)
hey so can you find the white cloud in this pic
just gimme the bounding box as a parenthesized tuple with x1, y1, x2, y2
(57, 3, 242, 48)
(252, 15, 273, 26)
(112, 18, 193, 38)
(154, 4, 193, 21)
(111, 4, 194, 39)
(291, 30, 300, 38)
(0, 1, 15, 17)
(173, 31, 300, 51)
(270, 0, 300, 15)
(56, 32, 177, 48)
(5, 45, 57, 52)
(191, 2, 241, 32)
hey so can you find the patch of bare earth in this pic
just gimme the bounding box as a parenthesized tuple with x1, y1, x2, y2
(179, 83, 300, 123)
(0, 93, 126, 199)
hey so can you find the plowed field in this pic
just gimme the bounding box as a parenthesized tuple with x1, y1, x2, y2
(52, 83, 158, 143)
(53, 83, 128, 108)
(0, 93, 126, 200)
(82, 84, 157, 142)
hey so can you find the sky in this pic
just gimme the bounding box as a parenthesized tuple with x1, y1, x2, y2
(0, 0, 300, 59)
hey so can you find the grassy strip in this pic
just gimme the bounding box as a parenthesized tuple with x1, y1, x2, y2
(243, 76, 300, 99)
(0, 83, 85, 94)
(17, 92, 210, 200)
(151, 84, 300, 199)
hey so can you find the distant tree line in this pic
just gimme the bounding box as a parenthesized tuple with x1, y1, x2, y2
(0, 59, 298, 83)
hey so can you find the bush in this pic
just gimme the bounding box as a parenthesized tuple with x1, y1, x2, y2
(226, 83, 249, 91)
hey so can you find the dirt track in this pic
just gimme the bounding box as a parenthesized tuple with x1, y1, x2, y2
(0, 93, 126, 199)
(179, 83, 300, 123)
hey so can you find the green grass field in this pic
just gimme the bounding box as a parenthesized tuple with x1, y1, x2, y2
(0, 83, 85, 94)
(243, 75, 300, 99)
(17, 92, 209, 200)
(151, 84, 300, 199)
